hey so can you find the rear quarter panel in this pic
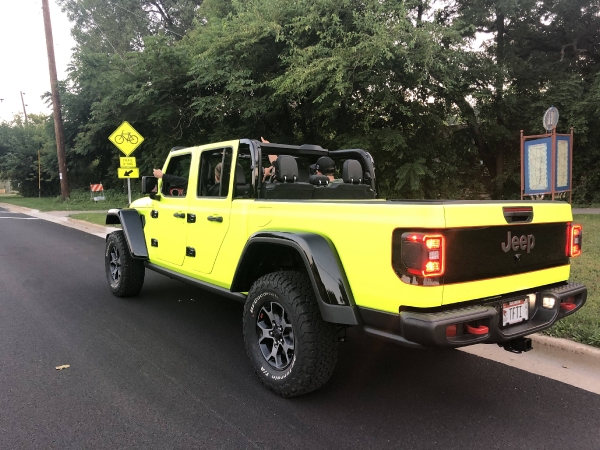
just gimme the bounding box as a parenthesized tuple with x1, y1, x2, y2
(211, 200, 447, 313)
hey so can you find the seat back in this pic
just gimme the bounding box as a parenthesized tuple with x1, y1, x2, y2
(297, 166, 310, 182)
(234, 164, 251, 198)
(313, 159, 375, 199)
(261, 156, 314, 199)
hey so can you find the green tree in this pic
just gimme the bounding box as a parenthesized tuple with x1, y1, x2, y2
(0, 114, 60, 197)
(49, 0, 600, 201)
(437, 0, 600, 199)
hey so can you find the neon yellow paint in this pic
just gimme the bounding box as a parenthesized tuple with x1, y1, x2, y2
(131, 140, 575, 315)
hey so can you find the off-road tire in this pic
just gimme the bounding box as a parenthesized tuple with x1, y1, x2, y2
(243, 271, 338, 397)
(105, 230, 145, 297)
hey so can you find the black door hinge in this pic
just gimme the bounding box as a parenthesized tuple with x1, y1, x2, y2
(186, 247, 196, 257)
(151, 210, 159, 219)
(187, 214, 196, 223)
(151, 239, 158, 247)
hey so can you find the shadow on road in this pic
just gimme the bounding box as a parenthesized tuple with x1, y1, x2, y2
(121, 273, 600, 449)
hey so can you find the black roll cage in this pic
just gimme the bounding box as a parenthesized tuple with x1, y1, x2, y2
(240, 139, 378, 197)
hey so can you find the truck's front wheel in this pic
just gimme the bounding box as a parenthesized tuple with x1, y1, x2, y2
(105, 231, 145, 297)
(243, 271, 338, 397)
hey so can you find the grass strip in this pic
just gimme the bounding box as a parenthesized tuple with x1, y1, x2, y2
(69, 212, 116, 227)
(0, 190, 139, 211)
(543, 214, 600, 347)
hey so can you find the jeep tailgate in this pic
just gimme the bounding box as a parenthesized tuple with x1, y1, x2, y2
(441, 201, 573, 305)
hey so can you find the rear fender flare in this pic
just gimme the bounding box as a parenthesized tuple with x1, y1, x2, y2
(105, 209, 148, 259)
(230, 232, 360, 325)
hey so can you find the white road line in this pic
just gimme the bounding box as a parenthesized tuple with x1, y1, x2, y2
(0, 217, 39, 220)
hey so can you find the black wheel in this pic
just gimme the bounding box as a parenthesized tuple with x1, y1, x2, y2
(114, 134, 124, 145)
(105, 230, 145, 297)
(243, 271, 338, 397)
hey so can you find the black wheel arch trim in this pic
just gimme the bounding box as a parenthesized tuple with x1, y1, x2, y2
(105, 208, 149, 259)
(230, 232, 360, 326)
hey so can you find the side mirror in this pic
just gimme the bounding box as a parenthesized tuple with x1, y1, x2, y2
(142, 176, 158, 194)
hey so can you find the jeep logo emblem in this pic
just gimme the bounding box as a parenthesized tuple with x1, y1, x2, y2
(502, 231, 535, 253)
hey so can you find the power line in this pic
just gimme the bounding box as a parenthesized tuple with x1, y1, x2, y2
(112, 3, 184, 39)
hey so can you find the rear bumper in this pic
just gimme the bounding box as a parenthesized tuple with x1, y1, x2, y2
(358, 282, 587, 349)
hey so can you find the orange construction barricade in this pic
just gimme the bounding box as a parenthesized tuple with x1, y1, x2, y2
(90, 183, 105, 202)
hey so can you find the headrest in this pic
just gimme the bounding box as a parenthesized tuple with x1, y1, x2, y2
(309, 174, 329, 186)
(274, 156, 298, 183)
(342, 159, 363, 184)
(235, 164, 246, 184)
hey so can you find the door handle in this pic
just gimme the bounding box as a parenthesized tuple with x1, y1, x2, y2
(207, 215, 223, 223)
(173, 212, 186, 219)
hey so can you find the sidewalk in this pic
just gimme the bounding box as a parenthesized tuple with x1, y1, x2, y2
(2, 201, 600, 395)
(461, 335, 600, 395)
(572, 208, 600, 214)
(0, 203, 119, 238)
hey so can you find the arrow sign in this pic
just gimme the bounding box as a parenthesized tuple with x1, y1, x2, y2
(118, 168, 140, 179)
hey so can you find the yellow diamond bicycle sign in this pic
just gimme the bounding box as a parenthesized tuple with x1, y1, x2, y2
(108, 121, 144, 156)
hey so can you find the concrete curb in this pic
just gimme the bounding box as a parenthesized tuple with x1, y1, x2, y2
(530, 333, 600, 357)
(2, 201, 600, 360)
(0, 202, 119, 238)
(0, 203, 40, 215)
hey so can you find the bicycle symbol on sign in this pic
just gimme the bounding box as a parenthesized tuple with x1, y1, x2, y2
(114, 130, 139, 145)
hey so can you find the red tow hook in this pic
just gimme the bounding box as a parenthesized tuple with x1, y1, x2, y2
(560, 302, 577, 311)
(466, 324, 489, 335)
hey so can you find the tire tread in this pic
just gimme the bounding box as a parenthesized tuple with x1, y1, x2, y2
(243, 271, 338, 397)
(106, 230, 145, 297)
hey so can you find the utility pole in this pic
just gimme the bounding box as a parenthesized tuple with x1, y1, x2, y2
(42, 0, 70, 200)
(20, 91, 28, 124)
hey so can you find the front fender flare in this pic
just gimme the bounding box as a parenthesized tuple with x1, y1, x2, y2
(106, 209, 148, 259)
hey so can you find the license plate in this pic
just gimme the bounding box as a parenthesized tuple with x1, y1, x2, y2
(502, 299, 528, 326)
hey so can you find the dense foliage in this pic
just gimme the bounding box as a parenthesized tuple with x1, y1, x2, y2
(1, 0, 599, 201)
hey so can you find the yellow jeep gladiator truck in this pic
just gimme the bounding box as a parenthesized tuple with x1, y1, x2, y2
(105, 139, 586, 397)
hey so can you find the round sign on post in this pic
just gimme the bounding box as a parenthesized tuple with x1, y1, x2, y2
(543, 106, 559, 133)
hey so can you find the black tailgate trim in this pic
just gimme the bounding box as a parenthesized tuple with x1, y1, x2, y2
(392, 223, 569, 285)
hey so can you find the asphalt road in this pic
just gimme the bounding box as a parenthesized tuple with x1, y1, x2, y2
(1, 206, 599, 450)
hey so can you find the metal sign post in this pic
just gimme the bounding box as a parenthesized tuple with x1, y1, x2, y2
(520, 107, 573, 203)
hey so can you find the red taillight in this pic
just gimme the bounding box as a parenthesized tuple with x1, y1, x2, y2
(402, 233, 445, 277)
(567, 223, 582, 257)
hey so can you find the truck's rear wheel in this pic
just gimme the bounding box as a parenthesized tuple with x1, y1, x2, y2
(243, 271, 338, 397)
(105, 230, 145, 297)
